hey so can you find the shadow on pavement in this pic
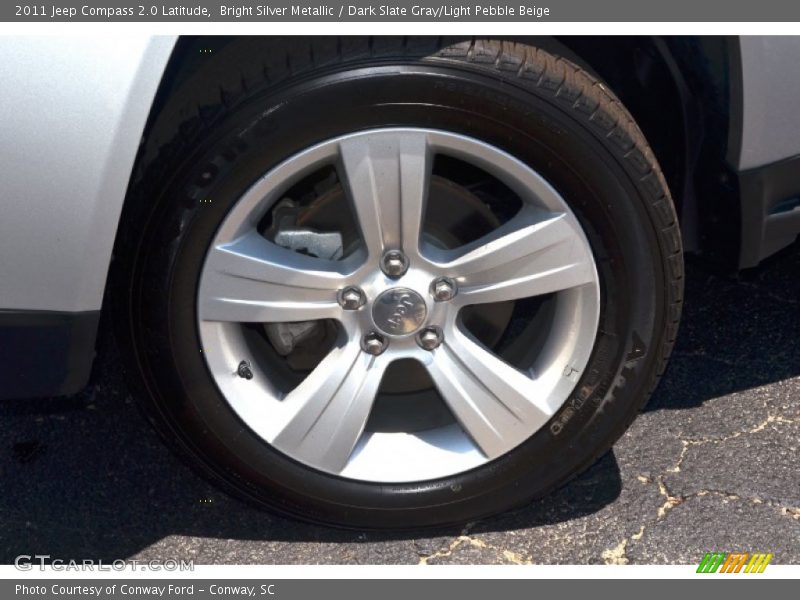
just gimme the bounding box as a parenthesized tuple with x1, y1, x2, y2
(646, 240, 800, 412)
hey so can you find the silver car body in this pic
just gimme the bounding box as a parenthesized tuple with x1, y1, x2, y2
(0, 36, 176, 312)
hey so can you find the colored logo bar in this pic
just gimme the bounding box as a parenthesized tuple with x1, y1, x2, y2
(697, 552, 773, 573)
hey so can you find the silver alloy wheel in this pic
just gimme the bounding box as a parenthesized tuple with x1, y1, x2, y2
(196, 128, 600, 483)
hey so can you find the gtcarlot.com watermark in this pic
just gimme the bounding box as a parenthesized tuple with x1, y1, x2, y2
(14, 555, 194, 572)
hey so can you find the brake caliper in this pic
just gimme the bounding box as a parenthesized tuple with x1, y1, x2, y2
(264, 199, 344, 356)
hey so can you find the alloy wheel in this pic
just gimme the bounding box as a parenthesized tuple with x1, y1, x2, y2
(196, 128, 600, 483)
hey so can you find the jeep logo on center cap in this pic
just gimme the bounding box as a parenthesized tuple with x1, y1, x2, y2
(372, 288, 427, 336)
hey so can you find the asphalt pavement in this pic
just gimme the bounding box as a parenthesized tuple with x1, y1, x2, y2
(1, 242, 798, 565)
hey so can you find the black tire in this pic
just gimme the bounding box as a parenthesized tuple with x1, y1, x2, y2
(113, 37, 683, 529)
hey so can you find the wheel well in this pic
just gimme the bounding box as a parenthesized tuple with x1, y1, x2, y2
(551, 36, 738, 262)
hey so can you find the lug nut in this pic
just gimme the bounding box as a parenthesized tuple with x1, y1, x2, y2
(338, 286, 365, 310)
(417, 327, 443, 351)
(362, 331, 388, 356)
(432, 277, 457, 302)
(381, 250, 409, 279)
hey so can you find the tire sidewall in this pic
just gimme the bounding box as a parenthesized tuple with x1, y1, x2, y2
(129, 63, 667, 527)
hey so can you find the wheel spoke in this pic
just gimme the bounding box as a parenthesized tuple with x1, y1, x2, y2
(272, 343, 386, 473)
(337, 131, 431, 261)
(425, 328, 553, 459)
(431, 209, 596, 306)
(198, 230, 346, 323)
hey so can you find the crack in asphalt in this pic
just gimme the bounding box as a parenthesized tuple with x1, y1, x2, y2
(659, 414, 796, 482)
(417, 523, 533, 565)
(679, 414, 795, 452)
(599, 411, 798, 564)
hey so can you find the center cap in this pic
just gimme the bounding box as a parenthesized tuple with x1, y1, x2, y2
(372, 288, 427, 336)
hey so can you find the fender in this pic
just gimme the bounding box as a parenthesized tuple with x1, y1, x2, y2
(0, 36, 176, 398)
(0, 36, 176, 312)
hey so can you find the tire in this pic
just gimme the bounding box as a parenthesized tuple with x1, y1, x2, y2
(113, 37, 683, 529)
